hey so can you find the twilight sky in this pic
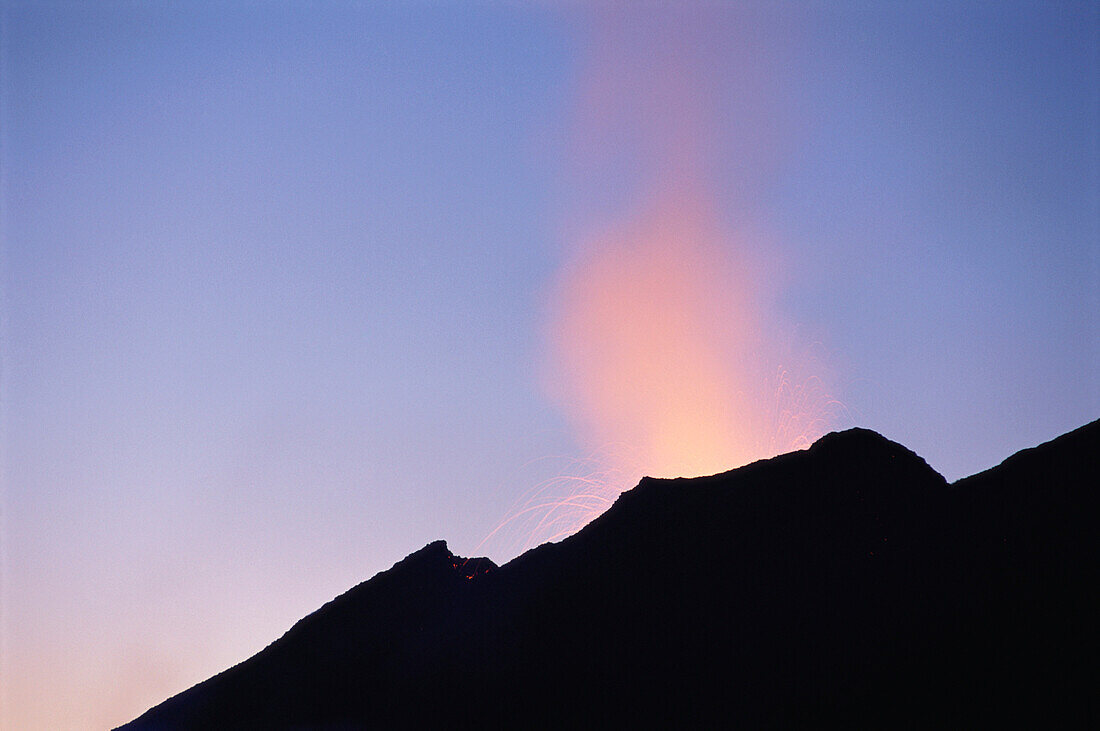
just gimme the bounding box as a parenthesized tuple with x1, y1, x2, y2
(2, 2, 1097, 728)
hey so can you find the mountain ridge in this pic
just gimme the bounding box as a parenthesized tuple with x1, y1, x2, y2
(119, 421, 1099, 729)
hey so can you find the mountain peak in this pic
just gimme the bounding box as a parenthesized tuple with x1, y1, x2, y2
(811, 425, 895, 449)
(811, 425, 931, 461)
(404, 538, 450, 562)
(808, 426, 947, 485)
(376, 539, 496, 580)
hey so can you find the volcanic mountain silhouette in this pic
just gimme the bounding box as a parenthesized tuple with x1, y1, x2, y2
(119, 422, 1098, 729)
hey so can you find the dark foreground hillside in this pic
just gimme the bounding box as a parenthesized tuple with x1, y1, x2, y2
(119, 421, 1099, 729)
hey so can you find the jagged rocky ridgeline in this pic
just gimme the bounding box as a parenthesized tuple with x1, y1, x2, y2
(119, 421, 1099, 729)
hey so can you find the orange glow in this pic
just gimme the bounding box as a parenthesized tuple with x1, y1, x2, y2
(534, 5, 842, 487)
(482, 5, 846, 560)
(543, 191, 764, 480)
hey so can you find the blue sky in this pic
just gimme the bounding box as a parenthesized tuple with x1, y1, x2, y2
(2, 2, 1097, 728)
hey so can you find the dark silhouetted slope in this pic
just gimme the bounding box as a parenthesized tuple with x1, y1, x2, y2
(118, 421, 1099, 729)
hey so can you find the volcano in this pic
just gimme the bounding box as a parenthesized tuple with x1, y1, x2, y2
(118, 421, 1098, 729)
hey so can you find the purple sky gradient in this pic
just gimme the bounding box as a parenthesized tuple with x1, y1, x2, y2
(2, 2, 1097, 728)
